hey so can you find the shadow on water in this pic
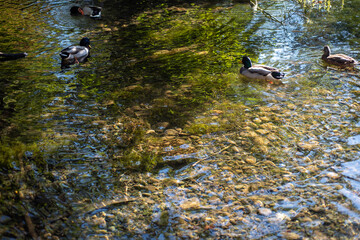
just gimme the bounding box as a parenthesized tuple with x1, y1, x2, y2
(0, 1, 257, 238)
(1, 0, 360, 238)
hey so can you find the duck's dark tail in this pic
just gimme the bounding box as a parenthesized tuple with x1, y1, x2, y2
(0, 52, 27, 61)
(271, 72, 285, 79)
(59, 52, 70, 59)
(90, 7, 101, 18)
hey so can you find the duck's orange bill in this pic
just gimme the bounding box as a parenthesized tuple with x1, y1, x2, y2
(79, 8, 84, 15)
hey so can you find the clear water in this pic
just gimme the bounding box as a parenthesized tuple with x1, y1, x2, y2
(1, 0, 360, 238)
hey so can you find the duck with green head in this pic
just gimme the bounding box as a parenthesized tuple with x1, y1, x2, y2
(321, 45, 359, 66)
(240, 56, 285, 81)
(60, 37, 91, 68)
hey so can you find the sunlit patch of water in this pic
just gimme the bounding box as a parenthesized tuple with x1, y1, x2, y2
(347, 135, 360, 145)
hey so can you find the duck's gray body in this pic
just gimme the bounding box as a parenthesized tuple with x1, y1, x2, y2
(240, 56, 284, 81)
(60, 46, 89, 63)
(60, 37, 91, 68)
(83, 6, 102, 18)
(322, 45, 359, 66)
(70, 6, 101, 18)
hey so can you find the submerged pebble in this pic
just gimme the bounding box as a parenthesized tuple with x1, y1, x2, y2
(282, 231, 301, 240)
(180, 198, 200, 210)
(245, 156, 256, 164)
(258, 207, 272, 216)
(326, 172, 340, 179)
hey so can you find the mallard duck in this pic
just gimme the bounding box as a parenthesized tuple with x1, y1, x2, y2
(60, 37, 91, 68)
(70, 6, 101, 18)
(322, 45, 359, 66)
(0, 52, 27, 61)
(240, 56, 285, 81)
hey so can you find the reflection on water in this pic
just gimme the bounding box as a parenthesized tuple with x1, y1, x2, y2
(348, 135, 360, 145)
(1, 0, 360, 238)
(337, 160, 360, 219)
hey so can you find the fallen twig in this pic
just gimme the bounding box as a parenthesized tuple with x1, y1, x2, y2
(191, 144, 232, 167)
(24, 212, 39, 240)
(250, 0, 284, 25)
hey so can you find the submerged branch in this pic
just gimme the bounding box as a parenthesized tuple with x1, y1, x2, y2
(191, 144, 232, 167)
(250, 0, 284, 25)
(24, 212, 39, 240)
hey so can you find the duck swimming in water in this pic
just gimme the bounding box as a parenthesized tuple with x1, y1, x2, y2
(321, 45, 359, 66)
(240, 56, 285, 81)
(60, 37, 91, 68)
(70, 6, 101, 18)
(0, 52, 27, 61)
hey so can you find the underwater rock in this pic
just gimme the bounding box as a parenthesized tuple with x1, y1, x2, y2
(180, 198, 200, 210)
(232, 146, 241, 152)
(90, 215, 107, 228)
(146, 130, 156, 135)
(258, 208, 272, 216)
(245, 156, 256, 164)
(158, 210, 169, 226)
(164, 129, 178, 136)
(298, 142, 319, 151)
(325, 172, 340, 179)
(281, 231, 301, 240)
(208, 196, 221, 205)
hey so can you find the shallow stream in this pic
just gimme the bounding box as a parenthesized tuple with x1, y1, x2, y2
(1, 0, 360, 239)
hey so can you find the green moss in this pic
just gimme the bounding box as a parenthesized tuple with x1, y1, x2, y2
(117, 150, 160, 172)
(0, 139, 45, 169)
(185, 123, 220, 135)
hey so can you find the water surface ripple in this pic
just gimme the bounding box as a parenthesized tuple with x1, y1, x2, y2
(1, 0, 360, 238)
